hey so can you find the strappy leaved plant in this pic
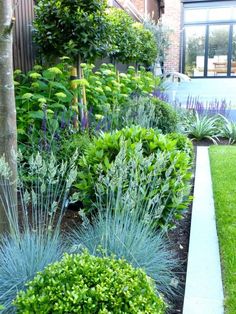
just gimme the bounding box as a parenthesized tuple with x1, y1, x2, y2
(219, 115, 236, 144)
(183, 112, 219, 143)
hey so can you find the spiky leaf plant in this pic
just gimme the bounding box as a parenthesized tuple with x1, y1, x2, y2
(183, 112, 219, 143)
(0, 151, 78, 313)
(69, 146, 179, 299)
(219, 115, 236, 144)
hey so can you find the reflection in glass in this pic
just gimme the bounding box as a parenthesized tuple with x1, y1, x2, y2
(208, 25, 229, 76)
(184, 9, 207, 23)
(185, 26, 205, 77)
(208, 7, 232, 21)
(231, 26, 236, 76)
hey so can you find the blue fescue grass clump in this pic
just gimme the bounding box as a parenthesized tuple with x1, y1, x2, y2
(0, 232, 65, 313)
(0, 151, 78, 313)
(69, 210, 179, 299)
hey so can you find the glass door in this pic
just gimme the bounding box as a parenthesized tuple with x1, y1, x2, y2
(207, 25, 230, 76)
(184, 26, 206, 77)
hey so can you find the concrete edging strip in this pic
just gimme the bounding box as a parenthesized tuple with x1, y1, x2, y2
(182, 146, 224, 314)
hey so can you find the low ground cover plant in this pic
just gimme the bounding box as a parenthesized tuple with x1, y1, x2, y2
(15, 251, 166, 313)
(209, 146, 236, 314)
(77, 126, 193, 227)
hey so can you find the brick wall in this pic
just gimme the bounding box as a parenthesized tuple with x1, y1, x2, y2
(115, 0, 160, 21)
(161, 0, 182, 72)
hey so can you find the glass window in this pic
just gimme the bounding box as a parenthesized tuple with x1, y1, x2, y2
(208, 7, 232, 21)
(184, 9, 207, 23)
(185, 26, 206, 77)
(232, 7, 236, 20)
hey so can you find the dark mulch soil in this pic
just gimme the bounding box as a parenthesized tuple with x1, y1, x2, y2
(167, 201, 192, 313)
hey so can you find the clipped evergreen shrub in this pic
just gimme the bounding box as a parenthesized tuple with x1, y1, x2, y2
(15, 251, 166, 314)
(151, 97, 178, 134)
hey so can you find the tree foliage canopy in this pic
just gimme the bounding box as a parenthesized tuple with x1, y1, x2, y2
(34, 0, 108, 62)
(106, 8, 157, 66)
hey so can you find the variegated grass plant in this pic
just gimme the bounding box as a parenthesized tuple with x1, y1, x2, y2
(0, 151, 78, 313)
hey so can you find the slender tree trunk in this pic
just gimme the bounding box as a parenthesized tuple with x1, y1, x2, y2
(76, 54, 88, 129)
(0, 0, 17, 234)
(70, 66, 79, 128)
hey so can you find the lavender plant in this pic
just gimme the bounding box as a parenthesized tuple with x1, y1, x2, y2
(186, 96, 230, 117)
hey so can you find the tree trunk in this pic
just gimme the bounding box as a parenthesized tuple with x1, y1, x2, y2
(0, 0, 17, 235)
(70, 66, 79, 128)
(74, 55, 88, 130)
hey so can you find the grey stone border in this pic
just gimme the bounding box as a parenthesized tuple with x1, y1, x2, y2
(183, 146, 224, 314)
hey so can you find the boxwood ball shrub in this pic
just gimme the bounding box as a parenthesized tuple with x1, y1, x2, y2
(123, 97, 179, 133)
(15, 251, 166, 313)
(77, 126, 193, 223)
(151, 97, 179, 134)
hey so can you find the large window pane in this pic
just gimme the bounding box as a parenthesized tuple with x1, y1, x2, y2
(185, 9, 207, 23)
(208, 7, 232, 21)
(208, 25, 229, 76)
(185, 26, 206, 77)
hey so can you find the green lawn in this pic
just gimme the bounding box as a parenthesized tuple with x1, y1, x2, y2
(209, 146, 236, 314)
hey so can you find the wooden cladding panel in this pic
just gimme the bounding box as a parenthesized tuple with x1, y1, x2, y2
(13, 0, 35, 72)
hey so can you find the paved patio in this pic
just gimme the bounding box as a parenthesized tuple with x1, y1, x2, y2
(163, 78, 236, 107)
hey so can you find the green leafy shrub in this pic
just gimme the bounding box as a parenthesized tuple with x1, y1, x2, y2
(152, 98, 178, 133)
(15, 63, 159, 141)
(82, 63, 159, 114)
(166, 132, 193, 157)
(77, 126, 193, 218)
(14, 62, 74, 143)
(15, 251, 166, 313)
